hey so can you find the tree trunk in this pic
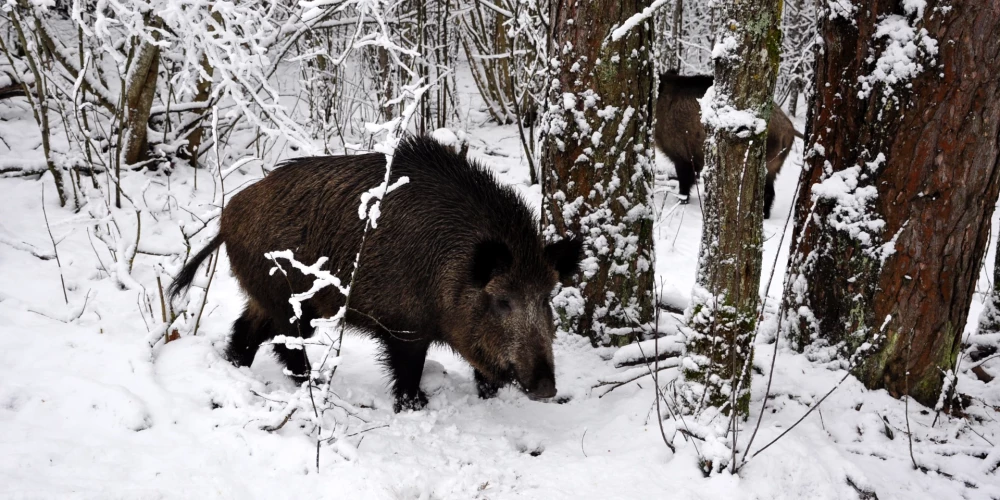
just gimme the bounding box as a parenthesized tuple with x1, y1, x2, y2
(541, 0, 655, 347)
(121, 26, 161, 167)
(787, 78, 801, 118)
(782, 1, 1000, 407)
(670, 0, 684, 72)
(681, 0, 783, 417)
(178, 54, 214, 166)
(7, 4, 66, 207)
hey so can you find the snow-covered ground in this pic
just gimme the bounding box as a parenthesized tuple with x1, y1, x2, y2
(1, 68, 998, 499)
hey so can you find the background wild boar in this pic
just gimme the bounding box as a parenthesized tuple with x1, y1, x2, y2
(654, 72, 802, 218)
(170, 136, 583, 412)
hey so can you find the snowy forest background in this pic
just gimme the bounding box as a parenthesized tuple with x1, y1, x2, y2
(1, 0, 998, 498)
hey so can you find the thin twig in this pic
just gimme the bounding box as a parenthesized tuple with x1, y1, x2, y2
(41, 185, 68, 304)
(739, 190, 812, 469)
(905, 329, 918, 470)
(260, 407, 298, 432)
(653, 293, 677, 453)
(749, 370, 851, 460)
(191, 249, 219, 336)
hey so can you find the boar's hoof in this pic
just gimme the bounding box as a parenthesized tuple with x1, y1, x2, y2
(475, 370, 503, 400)
(283, 369, 310, 386)
(394, 390, 429, 412)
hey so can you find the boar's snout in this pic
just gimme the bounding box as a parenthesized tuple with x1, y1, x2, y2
(521, 356, 557, 400)
(527, 377, 557, 400)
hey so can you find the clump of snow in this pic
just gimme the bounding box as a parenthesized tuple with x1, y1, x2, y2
(611, 335, 685, 368)
(902, 0, 927, 18)
(811, 155, 886, 248)
(431, 127, 459, 148)
(698, 86, 767, 138)
(431, 127, 468, 156)
(827, 0, 857, 21)
(711, 34, 741, 61)
(857, 13, 938, 102)
(357, 174, 409, 228)
(609, 0, 670, 41)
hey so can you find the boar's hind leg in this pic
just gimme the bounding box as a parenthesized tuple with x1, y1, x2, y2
(674, 159, 697, 203)
(382, 337, 431, 412)
(763, 172, 776, 220)
(224, 307, 273, 368)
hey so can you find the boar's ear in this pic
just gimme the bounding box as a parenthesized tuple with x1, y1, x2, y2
(544, 236, 584, 284)
(471, 239, 513, 288)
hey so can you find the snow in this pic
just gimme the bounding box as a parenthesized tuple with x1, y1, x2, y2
(857, 13, 938, 102)
(902, 0, 928, 18)
(698, 86, 768, 138)
(811, 162, 884, 247)
(1, 41, 998, 500)
(609, 0, 671, 42)
(611, 335, 685, 368)
(431, 127, 462, 151)
(711, 34, 741, 61)
(827, 0, 857, 22)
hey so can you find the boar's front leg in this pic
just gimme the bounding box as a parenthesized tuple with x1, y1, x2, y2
(474, 369, 503, 399)
(382, 337, 431, 412)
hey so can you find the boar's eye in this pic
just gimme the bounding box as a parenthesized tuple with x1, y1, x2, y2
(495, 297, 512, 314)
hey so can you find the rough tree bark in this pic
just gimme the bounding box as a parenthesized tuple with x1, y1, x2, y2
(541, 0, 655, 347)
(681, 0, 783, 417)
(782, 1, 1000, 407)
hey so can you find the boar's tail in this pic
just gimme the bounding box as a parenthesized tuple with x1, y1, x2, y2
(168, 236, 224, 299)
(794, 128, 805, 140)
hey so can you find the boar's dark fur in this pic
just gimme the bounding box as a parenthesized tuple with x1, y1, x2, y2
(654, 72, 801, 218)
(170, 136, 583, 412)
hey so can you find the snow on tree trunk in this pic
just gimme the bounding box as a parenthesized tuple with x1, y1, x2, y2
(782, 0, 1000, 407)
(680, 0, 783, 417)
(540, 0, 656, 347)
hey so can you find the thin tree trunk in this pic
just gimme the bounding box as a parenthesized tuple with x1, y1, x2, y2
(121, 23, 162, 168)
(787, 78, 801, 118)
(977, 234, 1000, 336)
(377, 46, 395, 122)
(179, 54, 214, 166)
(8, 5, 65, 207)
(681, 0, 783, 417)
(671, 0, 684, 72)
(782, 1, 1000, 407)
(541, 0, 655, 347)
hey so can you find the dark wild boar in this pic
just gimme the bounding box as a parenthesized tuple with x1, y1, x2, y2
(169, 136, 583, 412)
(654, 72, 802, 218)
